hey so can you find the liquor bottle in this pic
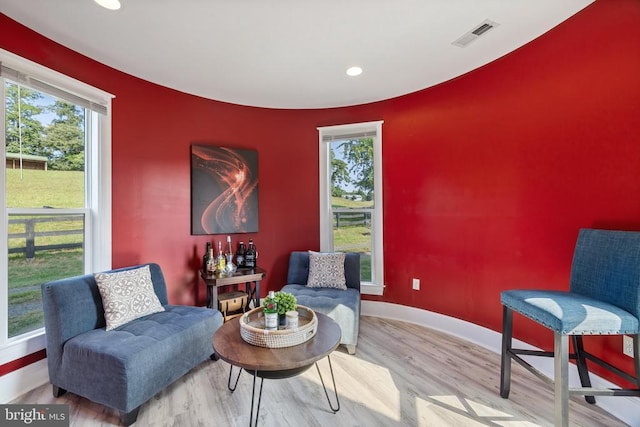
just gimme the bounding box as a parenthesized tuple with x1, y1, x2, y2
(202, 242, 212, 274)
(225, 235, 236, 273)
(245, 239, 257, 269)
(206, 246, 216, 273)
(236, 241, 246, 268)
(215, 240, 226, 273)
(264, 291, 278, 331)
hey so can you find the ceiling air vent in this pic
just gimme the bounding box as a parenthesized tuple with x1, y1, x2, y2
(452, 19, 499, 48)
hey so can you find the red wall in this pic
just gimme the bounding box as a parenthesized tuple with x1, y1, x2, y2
(1, 0, 639, 384)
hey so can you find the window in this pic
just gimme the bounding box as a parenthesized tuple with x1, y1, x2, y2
(318, 121, 384, 295)
(0, 49, 112, 363)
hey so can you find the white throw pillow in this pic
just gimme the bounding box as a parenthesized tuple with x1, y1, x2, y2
(306, 251, 347, 290)
(95, 265, 165, 331)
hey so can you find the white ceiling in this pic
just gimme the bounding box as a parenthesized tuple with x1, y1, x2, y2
(0, 0, 594, 109)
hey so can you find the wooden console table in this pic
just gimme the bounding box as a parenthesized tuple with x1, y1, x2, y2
(201, 267, 266, 311)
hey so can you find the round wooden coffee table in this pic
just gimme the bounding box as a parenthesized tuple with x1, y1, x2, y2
(213, 311, 341, 426)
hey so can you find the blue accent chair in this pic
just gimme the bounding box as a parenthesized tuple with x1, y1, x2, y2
(280, 251, 361, 354)
(41, 263, 223, 425)
(500, 229, 640, 426)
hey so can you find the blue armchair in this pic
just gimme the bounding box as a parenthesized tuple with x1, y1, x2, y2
(280, 251, 361, 354)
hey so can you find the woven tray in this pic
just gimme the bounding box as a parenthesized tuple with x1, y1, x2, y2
(240, 305, 317, 348)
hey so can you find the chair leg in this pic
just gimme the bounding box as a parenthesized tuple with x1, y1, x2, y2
(120, 407, 140, 426)
(554, 332, 569, 427)
(500, 305, 513, 399)
(572, 335, 595, 404)
(633, 335, 640, 387)
(345, 344, 356, 355)
(52, 385, 67, 398)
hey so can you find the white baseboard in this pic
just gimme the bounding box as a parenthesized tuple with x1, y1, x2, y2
(362, 300, 640, 427)
(0, 358, 49, 404)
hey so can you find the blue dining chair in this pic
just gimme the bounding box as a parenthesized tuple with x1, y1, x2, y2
(500, 228, 640, 426)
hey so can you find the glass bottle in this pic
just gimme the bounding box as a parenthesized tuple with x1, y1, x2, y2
(206, 246, 216, 273)
(236, 241, 246, 269)
(215, 240, 226, 273)
(264, 290, 278, 331)
(245, 239, 257, 269)
(225, 235, 236, 273)
(202, 242, 212, 274)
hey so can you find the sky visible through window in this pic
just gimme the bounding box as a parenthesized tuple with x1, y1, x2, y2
(35, 92, 56, 125)
(331, 140, 357, 193)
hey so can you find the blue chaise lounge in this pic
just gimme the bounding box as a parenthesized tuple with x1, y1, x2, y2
(41, 263, 223, 425)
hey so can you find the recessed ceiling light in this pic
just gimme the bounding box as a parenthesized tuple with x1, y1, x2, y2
(346, 66, 363, 77)
(94, 0, 121, 10)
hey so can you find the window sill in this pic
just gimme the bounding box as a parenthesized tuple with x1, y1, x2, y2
(361, 283, 384, 296)
(0, 330, 46, 365)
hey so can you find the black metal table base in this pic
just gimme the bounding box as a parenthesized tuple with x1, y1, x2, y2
(226, 355, 340, 427)
(316, 356, 340, 412)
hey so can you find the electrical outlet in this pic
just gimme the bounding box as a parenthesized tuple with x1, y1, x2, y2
(412, 278, 420, 290)
(623, 335, 634, 357)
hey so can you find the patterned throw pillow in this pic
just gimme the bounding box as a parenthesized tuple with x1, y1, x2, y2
(306, 251, 347, 290)
(95, 265, 165, 331)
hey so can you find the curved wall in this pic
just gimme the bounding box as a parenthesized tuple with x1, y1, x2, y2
(1, 0, 639, 385)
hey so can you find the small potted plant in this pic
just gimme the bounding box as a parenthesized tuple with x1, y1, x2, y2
(274, 291, 297, 326)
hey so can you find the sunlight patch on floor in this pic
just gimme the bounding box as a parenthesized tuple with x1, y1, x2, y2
(465, 398, 515, 417)
(416, 395, 541, 426)
(302, 352, 402, 422)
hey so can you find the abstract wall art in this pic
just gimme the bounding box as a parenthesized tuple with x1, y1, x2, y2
(191, 145, 258, 234)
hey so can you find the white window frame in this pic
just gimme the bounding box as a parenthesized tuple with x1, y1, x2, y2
(0, 48, 113, 364)
(318, 121, 384, 296)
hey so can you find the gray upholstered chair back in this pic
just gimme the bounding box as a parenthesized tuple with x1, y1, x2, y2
(570, 228, 640, 318)
(287, 251, 361, 291)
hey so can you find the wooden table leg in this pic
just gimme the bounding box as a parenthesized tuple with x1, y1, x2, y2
(210, 285, 218, 311)
(245, 280, 260, 309)
(253, 280, 260, 309)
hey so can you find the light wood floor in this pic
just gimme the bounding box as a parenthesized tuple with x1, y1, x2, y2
(13, 316, 629, 426)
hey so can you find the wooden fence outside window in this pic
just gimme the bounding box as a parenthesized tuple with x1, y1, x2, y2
(8, 215, 84, 259)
